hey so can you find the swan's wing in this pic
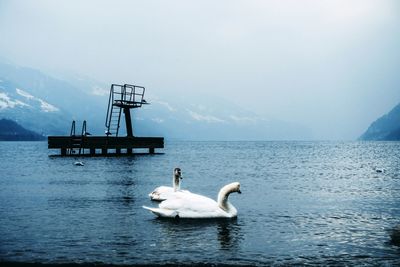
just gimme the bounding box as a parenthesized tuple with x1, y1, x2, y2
(142, 206, 178, 218)
(168, 191, 210, 201)
(149, 185, 172, 195)
(149, 187, 193, 201)
(177, 191, 216, 204)
(158, 198, 229, 218)
(148, 186, 174, 200)
(159, 193, 219, 213)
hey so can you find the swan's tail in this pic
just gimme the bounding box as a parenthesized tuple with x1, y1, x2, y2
(142, 206, 178, 218)
(142, 205, 156, 212)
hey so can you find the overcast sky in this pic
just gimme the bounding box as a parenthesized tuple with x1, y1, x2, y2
(0, 0, 399, 140)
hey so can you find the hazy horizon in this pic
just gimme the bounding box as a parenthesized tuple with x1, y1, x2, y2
(1, 0, 399, 140)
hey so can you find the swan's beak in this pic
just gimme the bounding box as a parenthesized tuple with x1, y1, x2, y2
(237, 189, 242, 194)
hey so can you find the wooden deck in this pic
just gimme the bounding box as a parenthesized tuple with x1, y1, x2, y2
(48, 136, 164, 156)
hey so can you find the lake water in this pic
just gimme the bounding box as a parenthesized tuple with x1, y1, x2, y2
(0, 141, 399, 266)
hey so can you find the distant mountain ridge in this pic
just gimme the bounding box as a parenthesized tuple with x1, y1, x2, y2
(359, 103, 400, 141)
(0, 61, 312, 140)
(0, 118, 45, 141)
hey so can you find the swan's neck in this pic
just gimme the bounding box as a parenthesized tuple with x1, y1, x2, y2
(173, 175, 180, 192)
(217, 185, 235, 211)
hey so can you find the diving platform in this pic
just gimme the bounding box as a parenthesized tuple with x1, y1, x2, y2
(48, 83, 164, 156)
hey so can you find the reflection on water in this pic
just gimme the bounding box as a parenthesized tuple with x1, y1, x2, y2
(0, 141, 400, 265)
(152, 218, 242, 252)
(390, 225, 400, 246)
(217, 219, 241, 250)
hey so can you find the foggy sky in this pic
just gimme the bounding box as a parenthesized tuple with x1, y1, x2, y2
(1, 0, 399, 140)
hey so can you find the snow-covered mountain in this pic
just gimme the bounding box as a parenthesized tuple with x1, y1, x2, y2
(0, 62, 107, 135)
(0, 78, 67, 135)
(0, 61, 312, 140)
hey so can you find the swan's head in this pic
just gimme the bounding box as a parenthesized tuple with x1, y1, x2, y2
(221, 182, 241, 195)
(173, 167, 183, 179)
(231, 182, 241, 194)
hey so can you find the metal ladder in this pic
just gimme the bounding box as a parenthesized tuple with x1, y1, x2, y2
(105, 84, 123, 136)
(69, 120, 87, 155)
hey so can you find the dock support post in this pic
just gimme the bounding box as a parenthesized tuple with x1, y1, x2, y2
(102, 148, 107, 155)
(90, 148, 95, 156)
(149, 148, 155, 154)
(61, 148, 66, 156)
(116, 148, 121, 154)
(127, 148, 132, 155)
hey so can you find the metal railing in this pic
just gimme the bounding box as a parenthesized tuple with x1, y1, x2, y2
(70, 120, 76, 136)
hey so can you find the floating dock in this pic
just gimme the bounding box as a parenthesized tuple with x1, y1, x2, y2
(48, 83, 164, 156)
